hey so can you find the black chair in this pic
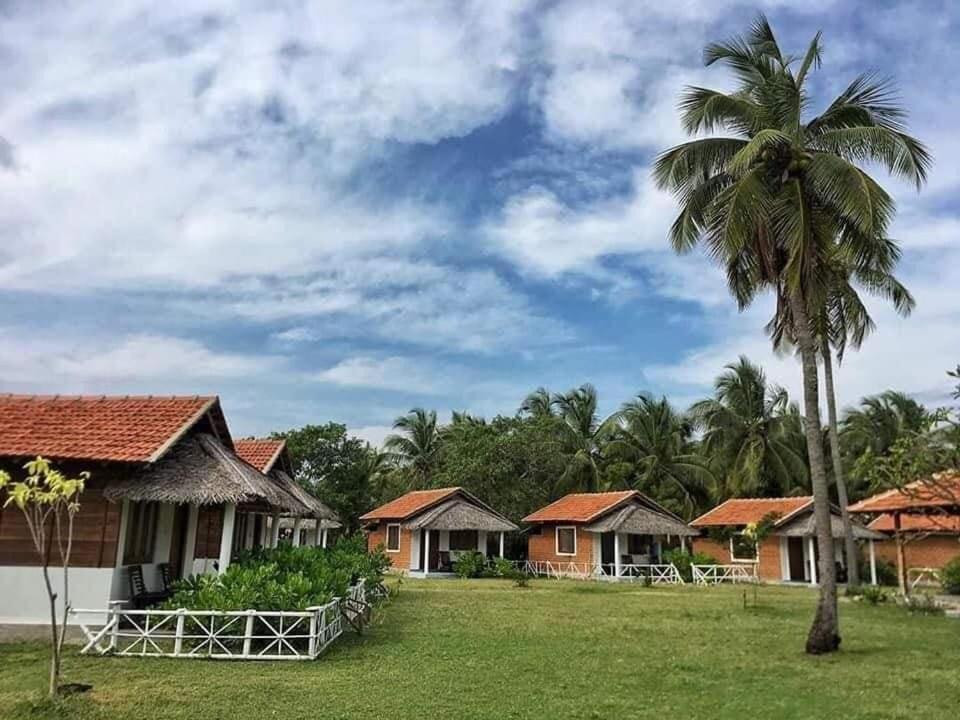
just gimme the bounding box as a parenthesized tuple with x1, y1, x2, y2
(128, 565, 171, 609)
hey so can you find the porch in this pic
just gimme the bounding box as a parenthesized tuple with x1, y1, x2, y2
(774, 514, 886, 586)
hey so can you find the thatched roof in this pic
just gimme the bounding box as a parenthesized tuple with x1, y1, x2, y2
(775, 512, 885, 540)
(585, 502, 698, 536)
(103, 433, 305, 512)
(404, 498, 518, 532)
(274, 470, 342, 526)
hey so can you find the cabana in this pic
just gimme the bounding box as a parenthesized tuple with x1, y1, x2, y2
(360, 487, 518, 576)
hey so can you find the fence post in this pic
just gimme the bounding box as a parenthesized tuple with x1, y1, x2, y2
(242, 609, 255, 658)
(174, 609, 186, 656)
(108, 600, 123, 652)
(306, 606, 320, 658)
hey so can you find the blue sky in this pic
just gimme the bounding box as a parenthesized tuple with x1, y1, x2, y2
(2, 1, 958, 445)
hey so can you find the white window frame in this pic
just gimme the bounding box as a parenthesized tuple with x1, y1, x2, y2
(729, 534, 759, 563)
(555, 526, 577, 556)
(385, 523, 401, 553)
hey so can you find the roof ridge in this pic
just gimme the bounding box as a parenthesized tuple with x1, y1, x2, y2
(0, 393, 217, 401)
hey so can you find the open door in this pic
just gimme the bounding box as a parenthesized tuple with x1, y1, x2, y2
(168, 504, 191, 579)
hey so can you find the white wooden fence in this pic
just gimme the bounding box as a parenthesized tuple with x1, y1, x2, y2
(908, 567, 942, 589)
(515, 560, 684, 584)
(70, 583, 368, 661)
(691, 564, 758, 585)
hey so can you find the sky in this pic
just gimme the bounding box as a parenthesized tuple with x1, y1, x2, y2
(1, 0, 958, 446)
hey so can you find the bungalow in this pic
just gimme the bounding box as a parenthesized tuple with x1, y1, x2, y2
(0, 394, 339, 624)
(690, 497, 884, 585)
(235, 438, 341, 547)
(522, 491, 697, 579)
(848, 472, 960, 591)
(359, 487, 517, 575)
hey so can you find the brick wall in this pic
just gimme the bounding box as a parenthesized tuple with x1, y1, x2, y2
(527, 523, 594, 567)
(366, 522, 413, 571)
(874, 535, 960, 570)
(692, 535, 783, 581)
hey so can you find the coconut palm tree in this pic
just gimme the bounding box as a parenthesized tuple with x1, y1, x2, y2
(653, 16, 929, 653)
(605, 394, 712, 519)
(520, 387, 554, 419)
(551, 384, 615, 493)
(384, 408, 441, 488)
(690, 357, 808, 500)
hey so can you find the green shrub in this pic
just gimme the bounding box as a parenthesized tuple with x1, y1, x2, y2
(485, 556, 516, 578)
(902, 593, 944, 616)
(164, 535, 388, 611)
(873, 558, 898, 587)
(663, 548, 717, 583)
(453, 551, 487, 578)
(861, 585, 888, 605)
(941, 555, 960, 595)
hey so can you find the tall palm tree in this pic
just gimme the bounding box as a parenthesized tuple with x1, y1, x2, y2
(654, 16, 929, 653)
(384, 408, 441, 488)
(551, 384, 614, 493)
(520, 387, 554, 419)
(605, 394, 712, 519)
(769, 262, 915, 588)
(690, 357, 808, 499)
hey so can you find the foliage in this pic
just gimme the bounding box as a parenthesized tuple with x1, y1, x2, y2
(941, 555, 960, 595)
(385, 408, 442, 487)
(872, 558, 898, 588)
(663, 548, 718, 582)
(453, 551, 487, 579)
(901, 593, 944, 616)
(0, 458, 87, 698)
(860, 585, 888, 605)
(164, 537, 388, 611)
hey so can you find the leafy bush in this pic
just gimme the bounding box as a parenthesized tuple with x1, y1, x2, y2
(453, 551, 487, 578)
(873, 558, 899, 587)
(164, 536, 388, 611)
(663, 548, 718, 583)
(902, 593, 944, 616)
(941, 555, 960, 595)
(861, 585, 888, 605)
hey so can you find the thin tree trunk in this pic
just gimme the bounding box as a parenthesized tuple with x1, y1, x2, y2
(821, 340, 860, 589)
(789, 290, 840, 654)
(41, 564, 60, 697)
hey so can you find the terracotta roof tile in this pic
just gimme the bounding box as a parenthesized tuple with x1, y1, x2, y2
(867, 513, 960, 533)
(234, 439, 285, 473)
(523, 491, 637, 524)
(848, 472, 960, 513)
(691, 497, 812, 527)
(360, 488, 461, 522)
(0, 394, 218, 463)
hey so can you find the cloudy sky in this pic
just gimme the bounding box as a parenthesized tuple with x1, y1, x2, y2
(2, 1, 957, 444)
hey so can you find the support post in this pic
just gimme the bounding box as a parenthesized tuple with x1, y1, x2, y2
(182, 504, 200, 579)
(423, 529, 431, 577)
(869, 539, 878, 586)
(218, 503, 236, 574)
(270, 511, 281, 547)
(614, 533, 622, 578)
(322, 528, 328, 549)
(807, 535, 817, 587)
(499, 531, 505, 558)
(174, 609, 186, 656)
(894, 511, 907, 595)
(292, 517, 303, 547)
(680, 536, 687, 553)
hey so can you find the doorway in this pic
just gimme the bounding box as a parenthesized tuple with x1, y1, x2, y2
(168, 504, 191, 579)
(787, 537, 806, 582)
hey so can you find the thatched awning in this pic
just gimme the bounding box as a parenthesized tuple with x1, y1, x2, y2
(776, 512, 884, 540)
(404, 499, 518, 532)
(585, 502, 698, 536)
(103, 433, 306, 512)
(274, 470, 342, 526)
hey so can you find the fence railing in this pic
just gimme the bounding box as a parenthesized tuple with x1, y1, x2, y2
(908, 567, 942, 589)
(514, 560, 684, 585)
(691, 564, 758, 585)
(70, 583, 368, 661)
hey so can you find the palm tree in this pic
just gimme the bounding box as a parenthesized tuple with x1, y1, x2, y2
(520, 387, 554, 419)
(605, 394, 712, 519)
(769, 262, 915, 588)
(653, 16, 929, 653)
(551, 384, 614, 493)
(690, 357, 808, 499)
(384, 408, 441, 488)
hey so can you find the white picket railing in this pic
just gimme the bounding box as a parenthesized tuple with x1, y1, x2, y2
(691, 564, 758, 585)
(515, 560, 684, 585)
(70, 583, 368, 661)
(908, 567, 942, 589)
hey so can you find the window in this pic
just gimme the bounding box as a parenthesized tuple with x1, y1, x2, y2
(449, 530, 478, 551)
(556, 526, 576, 556)
(730, 534, 758, 563)
(123, 501, 158, 565)
(386, 523, 401, 552)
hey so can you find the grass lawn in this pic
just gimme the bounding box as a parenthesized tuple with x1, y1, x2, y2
(1, 579, 958, 719)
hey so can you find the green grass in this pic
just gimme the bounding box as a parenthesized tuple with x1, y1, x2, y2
(2, 579, 958, 719)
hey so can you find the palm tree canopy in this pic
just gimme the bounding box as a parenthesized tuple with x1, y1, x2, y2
(384, 408, 441, 486)
(520, 387, 554, 419)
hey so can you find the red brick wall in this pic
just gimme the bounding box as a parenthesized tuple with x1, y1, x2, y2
(527, 523, 594, 567)
(366, 523, 413, 571)
(692, 535, 783, 581)
(874, 536, 960, 570)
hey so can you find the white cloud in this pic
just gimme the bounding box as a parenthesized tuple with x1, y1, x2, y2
(314, 356, 447, 395)
(350, 424, 395, 449)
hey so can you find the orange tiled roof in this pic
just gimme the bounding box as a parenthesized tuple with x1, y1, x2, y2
(359, 487, 461, 522)
(691, 497, 812, 527)
(867, 513, 960, 534)
(523, 491, 637, 524)
(235, 438, 285, 473)
(0, 394, 218, 463)
(848, 472, 960, 513)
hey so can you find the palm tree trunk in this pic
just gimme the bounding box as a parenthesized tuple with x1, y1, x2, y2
(788, 290, 840, 654)
(821, 340, 860, 589)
